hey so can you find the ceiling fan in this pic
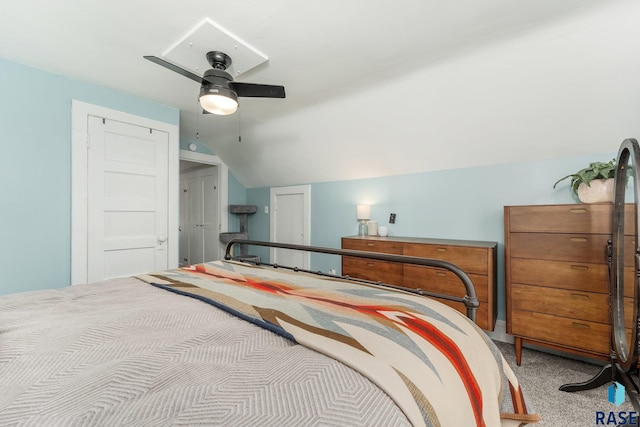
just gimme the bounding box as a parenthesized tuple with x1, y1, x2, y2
(144, 51, 285, 115)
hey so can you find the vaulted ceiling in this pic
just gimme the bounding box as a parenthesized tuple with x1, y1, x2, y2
(2, 0, 639, 187)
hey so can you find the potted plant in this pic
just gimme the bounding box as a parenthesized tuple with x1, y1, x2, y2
(553, 159, 616, 203)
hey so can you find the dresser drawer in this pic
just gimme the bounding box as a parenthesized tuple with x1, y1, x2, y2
(510, 258, 635, 297)
(511, 310, 611, 355)
(403, 243, 489, 275)
(341, 238, 403, 254)
(508, 204, 635, 234)
(510, 258, 607, 293)
(435, 298, 490, 330)
(403, 265, 488, 302)
(510, 283, 637, 324)
(342, 257, 403, 286)
(510, 233, 635, 265)
(509, 233, 610, 264)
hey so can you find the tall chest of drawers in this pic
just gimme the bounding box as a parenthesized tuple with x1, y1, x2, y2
(341, 235, 497, 331)
(504, 203, 635, 365)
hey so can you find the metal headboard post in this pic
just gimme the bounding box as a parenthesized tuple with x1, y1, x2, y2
(224, 239, 480, 323)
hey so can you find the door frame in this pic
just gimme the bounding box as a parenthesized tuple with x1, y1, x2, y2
(269, 185, 311, 268)
(71, 100, 179, 284)
(179, 151, 229, 263)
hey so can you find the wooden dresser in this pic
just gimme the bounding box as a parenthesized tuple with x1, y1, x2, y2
(341, 235, 497, 331)
(504, 203, 635, 365)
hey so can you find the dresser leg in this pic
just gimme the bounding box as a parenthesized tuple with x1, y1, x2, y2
(515, 337, 523, 366)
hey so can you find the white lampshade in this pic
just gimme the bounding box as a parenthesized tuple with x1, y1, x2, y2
(356, 204, 371, 220)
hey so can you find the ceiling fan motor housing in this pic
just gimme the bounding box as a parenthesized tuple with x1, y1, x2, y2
(206, 51, 232, 70)
(201, 68, 237, 96)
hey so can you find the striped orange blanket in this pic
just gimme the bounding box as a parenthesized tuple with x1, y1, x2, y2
(138, 261, 539, 427)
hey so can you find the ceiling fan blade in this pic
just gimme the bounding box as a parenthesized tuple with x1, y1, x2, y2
(230, 82, 286, 98)
(143, 56, 204, 84)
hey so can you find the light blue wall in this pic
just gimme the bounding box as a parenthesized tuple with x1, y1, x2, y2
(179, 138, 215, 154)
(247, 151, 620, 321)
(227, 172, 247, 232)
(0, 58, 179, 295)
(245, 188, 271, 261)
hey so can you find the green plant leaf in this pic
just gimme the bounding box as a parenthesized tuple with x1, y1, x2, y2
(552, 158, 616, 196)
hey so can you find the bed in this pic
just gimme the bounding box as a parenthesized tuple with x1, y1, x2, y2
(0, 240, 539, 426)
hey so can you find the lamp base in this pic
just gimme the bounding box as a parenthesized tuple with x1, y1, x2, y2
(358, 220, 369, 236)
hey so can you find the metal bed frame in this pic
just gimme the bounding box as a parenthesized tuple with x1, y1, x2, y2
(224, 239, 480, 323)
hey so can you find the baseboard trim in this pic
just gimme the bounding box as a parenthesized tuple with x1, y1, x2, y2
(486, 320, 514, 344)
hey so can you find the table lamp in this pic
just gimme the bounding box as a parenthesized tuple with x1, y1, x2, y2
(356, 204, 370, 236)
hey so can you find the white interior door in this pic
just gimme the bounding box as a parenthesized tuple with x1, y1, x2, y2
(179, 167, 219, 265)
(270, 185, 310, 269)
(87, 116, 169, 282)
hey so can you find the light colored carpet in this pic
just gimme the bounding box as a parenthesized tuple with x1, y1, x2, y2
(495, 341, 637, 426)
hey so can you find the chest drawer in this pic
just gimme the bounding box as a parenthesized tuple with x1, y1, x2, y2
(511, 310, 611, 355)
(511, 283, 623, 324)
(510, 233, 635, 265)
(404, 265, 488, 302)
(342, 257, 403, 286)
(403, 243, 489, 275)
(508, 204, 635, 234)
(510, 258, 636, 297)
(341, 238, 403, 254)
(510, 258, 608, 293)
(509, 233, 610, 264)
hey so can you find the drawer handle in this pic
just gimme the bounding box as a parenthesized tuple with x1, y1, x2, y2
(436, 248, 447, 252)
(367, 243, 375, 247)
(570, 237, 588, 243)
(570, 265, 589, 271)
(569, 208, 588, 214)
(436, 272, 447, 277)
(571, 322, 590, 329)
(571, 293, 589, 300)
(367, 263, 375, 267)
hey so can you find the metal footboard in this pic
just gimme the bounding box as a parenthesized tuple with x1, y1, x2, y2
(224, 239, 480, 323)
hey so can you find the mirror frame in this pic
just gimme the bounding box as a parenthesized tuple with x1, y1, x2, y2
(611, 138, 640, 371)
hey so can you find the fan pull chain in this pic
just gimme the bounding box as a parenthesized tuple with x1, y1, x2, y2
(238, 106, 242, 143)
(195, 99, 200, 140)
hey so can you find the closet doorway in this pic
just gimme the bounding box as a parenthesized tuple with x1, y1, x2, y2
(179, 151, 229, 266)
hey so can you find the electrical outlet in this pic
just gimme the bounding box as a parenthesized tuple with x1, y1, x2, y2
(389, 213, 396, 224)
(329, 269, 336, 275)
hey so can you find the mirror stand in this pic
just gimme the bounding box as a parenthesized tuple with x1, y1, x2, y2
(559, 139, 640, 412)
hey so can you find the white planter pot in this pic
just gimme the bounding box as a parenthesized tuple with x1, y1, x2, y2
(577, 178, 614, 203)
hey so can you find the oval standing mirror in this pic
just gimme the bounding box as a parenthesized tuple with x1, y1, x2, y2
(610, 138, 640, 372)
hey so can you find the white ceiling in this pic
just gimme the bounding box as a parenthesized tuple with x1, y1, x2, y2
(2, 0, 639, 188)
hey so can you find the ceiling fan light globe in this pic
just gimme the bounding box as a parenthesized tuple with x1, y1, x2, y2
(198, 85, 238, 115)
(200, 94, 238, 115)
